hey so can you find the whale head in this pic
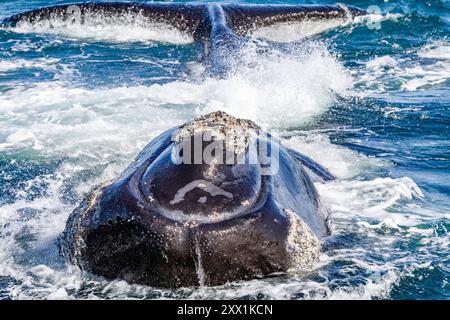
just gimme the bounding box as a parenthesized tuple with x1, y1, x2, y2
(60, 111, 323, 287)
(141, 111, 267, 224)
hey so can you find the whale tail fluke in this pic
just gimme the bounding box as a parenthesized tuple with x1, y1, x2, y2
(2, 2, 366, 41)
(3, 2, 367, 77)
(2, 3, 205, 36)
(223, 4, 365, 36)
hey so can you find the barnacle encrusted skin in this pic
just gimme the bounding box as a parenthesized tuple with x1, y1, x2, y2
(58, 183, 109, 266)
(177, 111, 261, 136)
(284, 208, 320, 271)
(173, 111, 262, 157)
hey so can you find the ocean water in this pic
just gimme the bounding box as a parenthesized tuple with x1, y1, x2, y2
(0, 0, 448, 300)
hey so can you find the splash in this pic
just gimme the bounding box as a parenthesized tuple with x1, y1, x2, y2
(8, 13, 193, 44)
(351, 12, 402, 30)
(249, 18, 348, 42)
(195, 41, 353, 128)
(281, 133, 386, 179)
(316, 177, 425, 225)
(0, 42, 352, 158)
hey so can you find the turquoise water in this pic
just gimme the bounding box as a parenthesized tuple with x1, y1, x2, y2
(0, 0, 448, 299)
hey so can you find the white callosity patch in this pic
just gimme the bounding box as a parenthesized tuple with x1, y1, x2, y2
(173, 110, 261, 160)
(170, 179, 233, 205)
(284, 209, 320, 270)
(198, 197, 207, 204)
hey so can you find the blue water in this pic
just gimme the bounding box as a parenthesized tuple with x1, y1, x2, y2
(0, 0, 448, 299)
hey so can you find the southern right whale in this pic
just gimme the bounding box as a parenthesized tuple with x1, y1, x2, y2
(58, 111, 335, 287)
(3, 2, 366, 287)
(3, 2, 366, 77)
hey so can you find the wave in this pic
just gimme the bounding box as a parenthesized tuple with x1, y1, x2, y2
(0, 57, 59, 72)
(354, 41, 450, 94)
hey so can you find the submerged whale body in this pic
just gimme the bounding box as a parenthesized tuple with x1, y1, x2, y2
(58, 111, 335, 287)
(3, 2, 366, 77)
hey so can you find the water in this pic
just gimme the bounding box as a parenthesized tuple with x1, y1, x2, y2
(0, 0, 448, 299)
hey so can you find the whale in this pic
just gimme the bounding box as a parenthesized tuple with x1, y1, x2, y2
(3, 2, 366, 77)
(58, 111, 335, 287)
(3, 2, 359, 287)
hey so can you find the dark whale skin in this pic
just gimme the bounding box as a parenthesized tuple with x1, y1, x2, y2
(59, 112, 333, 288)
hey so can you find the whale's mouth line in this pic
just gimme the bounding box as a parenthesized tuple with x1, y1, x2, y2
(149, 207, 250, 224)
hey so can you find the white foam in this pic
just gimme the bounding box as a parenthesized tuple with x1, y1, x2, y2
(325, 270, 399, 300)
(352, 12, 402, 29)
(195, 42, 353, 128)
(401, 62, 450, 91)
(250, 18, 347, 42)
(316, 177, 425, 226)
(355, 41, 450, 93)
(10, 15, 193, 44)
(366, 56, 398, 69)
(0, 45, 353, 299)
(0, 58, 59, 72)
(249, 12, 402, 44)
(418, 41, 450, 59)
(0, 107, 440, 299)
(0, 44, 351, 158)
(281, 133, 386, 179)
